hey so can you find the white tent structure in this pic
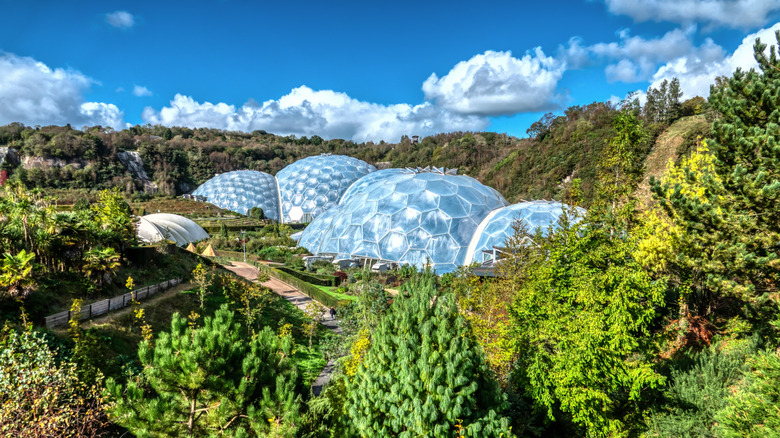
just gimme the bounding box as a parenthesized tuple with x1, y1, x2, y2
(137, 213, 210, 247)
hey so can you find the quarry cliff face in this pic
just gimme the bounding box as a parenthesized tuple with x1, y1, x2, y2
(21, 155, 88, 169)
(117, 151, 157, 193)
(0, 147, 20, 167)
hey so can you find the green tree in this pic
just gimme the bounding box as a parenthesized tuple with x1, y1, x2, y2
(346, 277, 512, 437)
(716, 350, 780, 437)
(91, 187, 136, 250)
(106, 305, 302, 437)
(646, 339, 756, 437)
(0, 249, 36, 299)
(81, 246, 120, 288)
(649, 31, 780, 311)
(509, 217, 665, 437)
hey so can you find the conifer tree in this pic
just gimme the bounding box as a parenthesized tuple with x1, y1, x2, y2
(650, 31, 780, 308)
(716, 350, 780, 437)
(346, 276, 512, 437)
(106, 304, 302, 437)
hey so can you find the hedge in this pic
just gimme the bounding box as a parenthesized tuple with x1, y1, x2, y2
(258, 265, 351, 308)
(275, 266, 339, 287)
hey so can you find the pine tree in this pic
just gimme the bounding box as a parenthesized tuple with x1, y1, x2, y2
(716, 350, 780, 437)
(346, 276, 512, 437)
(106, 304, 302, 437)
(650, 31, 780, 308)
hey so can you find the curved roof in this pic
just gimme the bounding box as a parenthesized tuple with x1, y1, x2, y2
(299, 169, 508, 273)
(339, 168, 407, 206)
(192, 170, 280, 220)
(276, 154, 376, 223)
(465, 200, 585, 264)
(137, 213, 210, 247)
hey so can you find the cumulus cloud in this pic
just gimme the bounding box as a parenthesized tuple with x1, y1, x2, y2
(142, 86, 488, 143)
(105, 11, 135, 29)
(422, 50, 566, 115)
(133, 85, 152, 97)
(559, 28, 703, 82)
(649, 22, 780, 98)
(0, 52, 123, 128)
(604, 0, 780, 29)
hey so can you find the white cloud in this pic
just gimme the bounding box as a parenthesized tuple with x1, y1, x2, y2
(422, 50, 566, 115)
(142, 87, 488, 143)
(133, 85, 152, 97)
(0, 52, 123, 128)
(649, 22, 780, 98)
(604, 0, 780, 29)
(105, 11, 135, 29)
(563, 27, 702, 82)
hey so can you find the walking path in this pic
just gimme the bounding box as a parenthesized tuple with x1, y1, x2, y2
(222, 261, 341, 395)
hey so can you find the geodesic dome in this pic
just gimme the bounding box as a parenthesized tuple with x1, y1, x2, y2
(465, 200, 585, 264)
(137, 213, 210, 247)
(298, 169, 509, 273)
(276, 154, 376, 223)
(192, 170, 280, 220)
(339, 168, 407, 206)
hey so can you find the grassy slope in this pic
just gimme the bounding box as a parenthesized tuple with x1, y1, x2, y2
(635, 115, 711, 207)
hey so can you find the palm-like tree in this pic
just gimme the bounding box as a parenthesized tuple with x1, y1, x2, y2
(82, 246, 121, 288)
(0, 249, 36, 299)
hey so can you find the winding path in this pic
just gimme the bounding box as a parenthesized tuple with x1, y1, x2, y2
(222, 261, 341, 395)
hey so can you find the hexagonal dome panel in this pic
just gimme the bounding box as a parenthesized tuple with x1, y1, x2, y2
(298, 169, 508, 273)
(192, 170, 280, 220)
(339, 168, 407, 205)
(465, 200, 586, 264)
(277, 154, 376, 223)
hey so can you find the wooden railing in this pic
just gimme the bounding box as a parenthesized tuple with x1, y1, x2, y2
(44, 278, 183, 328)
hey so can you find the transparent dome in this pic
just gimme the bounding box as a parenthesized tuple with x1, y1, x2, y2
(465, 200, 584, 264)
(339, 168, 407, 206)
(299, 170, 509, 273)
(137, 213, 210, 247)
(192, 170, 280, 221)
(277, 154, 376, 223)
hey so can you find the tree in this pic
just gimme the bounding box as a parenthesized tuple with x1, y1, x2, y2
(716, 350, 780, 437)
(649, 31, 780, 311)
(346, 276, 512, 437)
(0, 249, 36, 299)
(81, 246, 120, 288)
(509, 217, 665, 437)
(91, 187, 136, 250)
(106, 305, 302, 437)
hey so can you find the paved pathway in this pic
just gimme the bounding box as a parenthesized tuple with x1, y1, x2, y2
(222, 261, 341, 395)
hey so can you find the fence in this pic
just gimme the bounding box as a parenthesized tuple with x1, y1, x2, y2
(256, 264, 351, 309)
(45, 278, 183, 328)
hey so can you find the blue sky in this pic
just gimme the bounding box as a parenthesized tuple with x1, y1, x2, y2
(1, 1, 779, 142)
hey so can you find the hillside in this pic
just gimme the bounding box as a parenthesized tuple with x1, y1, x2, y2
(0, 99, 711, 208)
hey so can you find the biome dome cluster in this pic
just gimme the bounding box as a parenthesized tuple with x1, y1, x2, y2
(192, 155, 583, 273)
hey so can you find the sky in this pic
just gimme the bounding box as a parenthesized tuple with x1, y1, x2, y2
(1, 0, 779, 142)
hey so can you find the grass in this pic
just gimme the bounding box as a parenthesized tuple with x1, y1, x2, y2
(312, 284, 357, 302)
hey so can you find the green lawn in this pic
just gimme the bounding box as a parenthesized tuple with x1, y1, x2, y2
(312, 284, 357, 301)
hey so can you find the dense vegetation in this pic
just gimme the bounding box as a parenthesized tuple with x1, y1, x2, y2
(1, 31, 780, 438)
